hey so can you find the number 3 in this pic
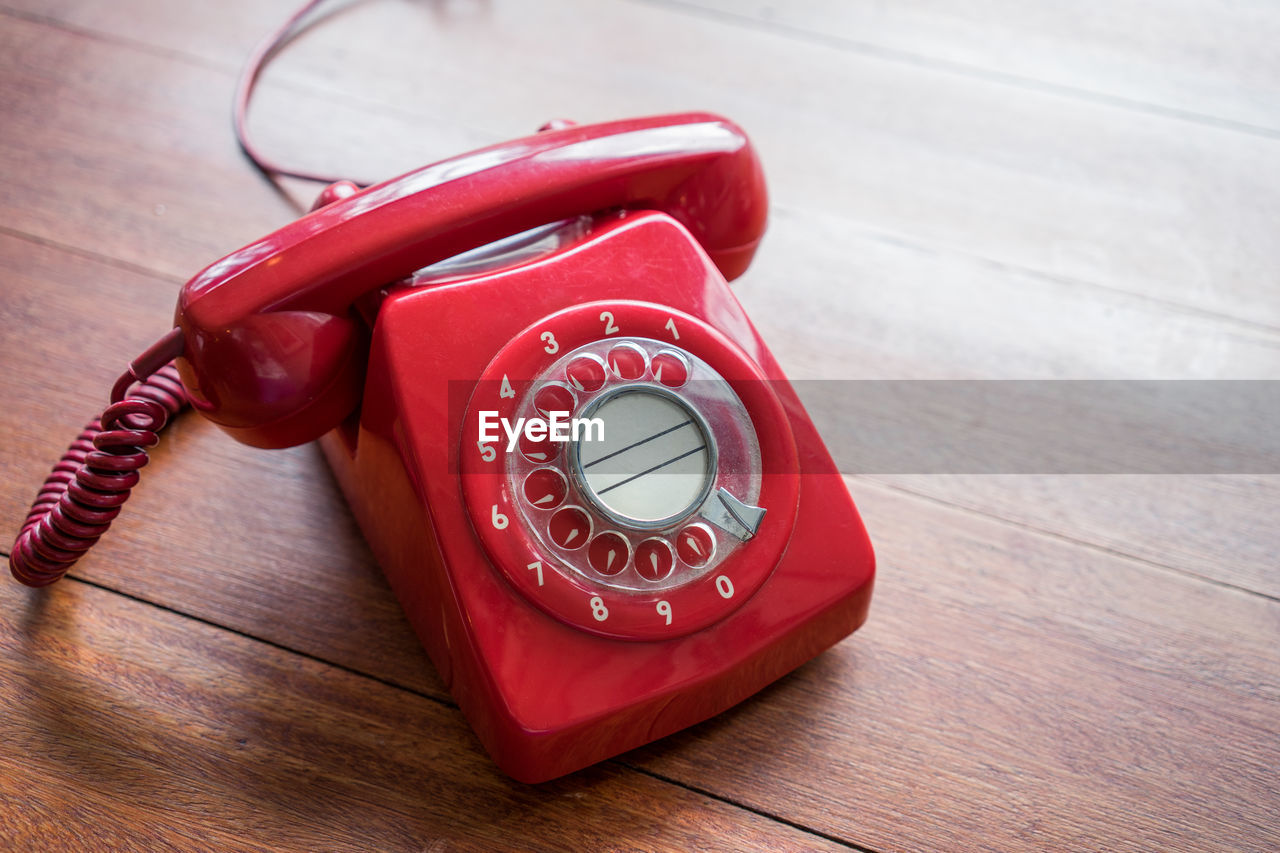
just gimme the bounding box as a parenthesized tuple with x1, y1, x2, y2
(541, 331, 559, 354)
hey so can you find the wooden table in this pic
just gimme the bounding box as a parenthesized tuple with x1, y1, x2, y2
(2, 2, 1277, 850)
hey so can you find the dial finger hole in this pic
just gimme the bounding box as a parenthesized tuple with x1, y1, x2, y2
(676, 524, 715, 568)
(588, 531, 630, 576)
(651, 351, 690, 388)
(519, 430, 559, 464)
(607, 343, 647, 380)
(634, 538, 675, 582)
(565, 355, 606, 393)
(549, 507, 591, 550)
(523, 468, 567, 510)
(534, 383, 576, 418)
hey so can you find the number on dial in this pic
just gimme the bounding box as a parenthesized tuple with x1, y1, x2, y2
(590, 595, 609, 621)
(656, 600, 672, 625)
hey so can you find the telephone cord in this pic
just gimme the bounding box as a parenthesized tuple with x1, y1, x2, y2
(9, 348, 188, 587)
(9, 0, 358, 586)
(234, 0, 369, 187)
(12, 0, 378, 585)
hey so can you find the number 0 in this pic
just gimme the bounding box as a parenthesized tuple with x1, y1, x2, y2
(715, 575, 734, 599)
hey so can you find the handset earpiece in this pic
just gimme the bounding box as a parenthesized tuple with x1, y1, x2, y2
(175, 112, 767, 449)
(177, 310, 363, 449)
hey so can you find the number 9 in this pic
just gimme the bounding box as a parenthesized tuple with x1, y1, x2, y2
(656, 600, 672, 626)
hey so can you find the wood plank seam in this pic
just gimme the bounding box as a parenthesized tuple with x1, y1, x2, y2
(7, 0, 1277, 148)
(6, 6, 1278, 335)
(62, 573, 450, 700)
(2, 229, 1270, 622)
(619, 762, 885, 853)
(770, 203, 1280, 337)
(0, 4, 500, 152)
(0, 224, 187, 290)
(630, 0, 1280, 142)
(1, 571, 866, 848)
(0, 3, 231, 74)
(852, 475, 1280, 605)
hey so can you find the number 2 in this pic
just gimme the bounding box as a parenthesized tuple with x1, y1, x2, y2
(600, 311, 619, 335)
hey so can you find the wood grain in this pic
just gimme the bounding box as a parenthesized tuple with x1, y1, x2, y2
(660, 0, 1280, 134)
(4, 1, 1280, 329)
(2, 5, 1277, 602)
(630, 478, 1280, 852)
(1, 1, 1277, 850)
(0, 576, 847, 852)
(0, 233, 442, 697)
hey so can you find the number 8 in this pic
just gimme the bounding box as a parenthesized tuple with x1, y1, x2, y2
(590, 596, 609, 621)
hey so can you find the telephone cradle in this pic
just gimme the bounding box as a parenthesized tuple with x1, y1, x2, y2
(13, 112, 875, 783)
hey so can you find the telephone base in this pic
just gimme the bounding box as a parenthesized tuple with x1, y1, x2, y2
(318, 211, 875, 782)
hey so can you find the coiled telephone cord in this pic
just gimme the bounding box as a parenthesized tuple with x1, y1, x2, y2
(9, 337, 188, 587)
(9, 0, 361, 587)
(11, 0, 386, 586)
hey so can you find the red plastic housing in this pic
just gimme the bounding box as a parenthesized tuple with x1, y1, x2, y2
(318, 211, 875, 782)
(173, 113, 767, 450)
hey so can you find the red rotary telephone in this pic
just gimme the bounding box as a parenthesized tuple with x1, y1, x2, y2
(11, 113, 875, 782)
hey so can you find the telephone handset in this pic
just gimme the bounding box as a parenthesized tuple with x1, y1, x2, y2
(12, 113, 875, 782)
(176, 113, 767, 450)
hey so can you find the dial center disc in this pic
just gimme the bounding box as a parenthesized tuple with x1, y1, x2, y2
(572, 386, 716, 528)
